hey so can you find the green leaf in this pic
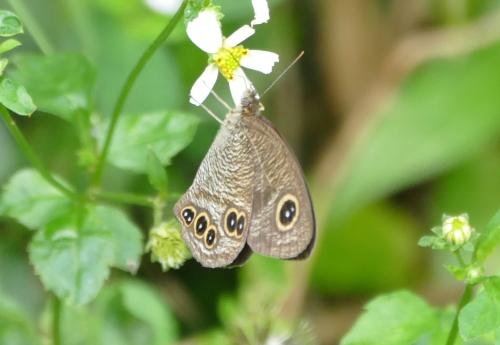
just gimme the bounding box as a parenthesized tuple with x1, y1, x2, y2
(11, 53, 95, 120)
(0, 77, 36, 116)
(95, 280, 178, 345)
(86, 205, 143, 273)
(418, 235, 437, 248)
(459, 277, 500, 340)
(340, 291, 437, 345)
(325, 41, 500, 222)
(0, 58, 8, 76)
(105, 111, 199, 173)
(29, 212, 114, 305)
(0, 11, 23, 37)
(0, 290, 39, 345)
(0, 38, 21, 54)
(147, 150, 168, 194)
(28, 205, 143, 305)
(475, 209, 500, 263)
(0, 169, 72, 230)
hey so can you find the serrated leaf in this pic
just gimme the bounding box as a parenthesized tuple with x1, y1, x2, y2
(11, 53, 95, 120)
(340, 291, 437, 345)
(95, 280, 178, 345)
(459, 277, 500, 340)
(0, 11, 22, 37)
(28, 205, 143, 305)
(147, 150, 168, 194)
(0, 38, 21, 54)
(475, 209, 500, 263)
(0, 77, 36, 116)
(0, 290, 40, 345)
(0, 169, 72, 229)
(105, 111, 199, 173)
(29, 213, 113, 305)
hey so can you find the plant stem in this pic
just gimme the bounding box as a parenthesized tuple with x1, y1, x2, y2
(92, 190, 154, 207)
(91, 0, 188, 187)
(0, 105, 76, 199)
(445, 284, 474, 345)
(52, 296, 61, 345)
(6, 0, 54, 54)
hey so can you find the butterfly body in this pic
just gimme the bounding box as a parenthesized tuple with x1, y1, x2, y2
(174, 90, 315, 268)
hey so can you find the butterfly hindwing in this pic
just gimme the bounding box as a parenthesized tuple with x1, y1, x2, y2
(242, 115, 316, 259)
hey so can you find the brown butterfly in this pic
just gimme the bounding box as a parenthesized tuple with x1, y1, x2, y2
(174, 89, 315, 268)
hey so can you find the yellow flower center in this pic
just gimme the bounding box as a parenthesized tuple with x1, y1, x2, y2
(211, 45, 249, 80)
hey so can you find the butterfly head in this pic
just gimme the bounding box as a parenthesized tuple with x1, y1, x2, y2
(239, 88, 264, 116)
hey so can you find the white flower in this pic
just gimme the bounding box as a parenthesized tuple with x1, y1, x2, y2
(442, 214, 474, 246)
(251, 0, 270, 26)
(187, 9, 279, 106)
(144, 0, 183, 15)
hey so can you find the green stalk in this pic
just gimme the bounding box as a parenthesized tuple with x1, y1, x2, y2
(6, 0, 54, 54)
(0, 105, 77, 199)
(52, 296, 61, 345)
(91, 0, 188, 187)
(445, 284, 473, 345)
(93, 191, 154, 207)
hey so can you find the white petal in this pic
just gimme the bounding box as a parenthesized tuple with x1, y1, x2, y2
(229, 68, 253, 106)
(240, 50, 279, 74)
(225, 25, 255, 48)
(186, 10, 223, 53)
(251, 0, 270, 26)
(190, 64, 219, 106)
(144, 0, 183, 15)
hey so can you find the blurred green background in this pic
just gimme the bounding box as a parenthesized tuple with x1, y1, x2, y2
(1, 0, 500, 344)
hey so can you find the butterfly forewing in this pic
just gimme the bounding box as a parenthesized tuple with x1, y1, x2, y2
(174, 117, 255, 268)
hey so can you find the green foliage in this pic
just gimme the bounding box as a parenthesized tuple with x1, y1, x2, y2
(0, 291, 39, 345)
(29, 205, 142, 305)
(0, 77, 35, 116)
(459, 277, 500, 340)
(12, 53, 95, 121)
(312, 202, 420, 294)
(475, 210, 500, 264)
(95, 280, 178, 345)
(147, 150, 168, 195)
(104, 111, 199, 173)
(0, 169, 72, 229)
(0, 11, 22, 37)
(340, 291, 437, 345)
(0, 39, 21, 55)
(329, 42, 500, 222)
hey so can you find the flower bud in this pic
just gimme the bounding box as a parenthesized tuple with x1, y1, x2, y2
(442, 214, 474, 246)
(146, 220, 191, 271)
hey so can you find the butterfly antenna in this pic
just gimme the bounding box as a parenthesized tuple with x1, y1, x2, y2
(262, 51, 304, 96)
(201, 80, 232, 110)
(209, 89, 232, 111)
(190, 96, 224, 125)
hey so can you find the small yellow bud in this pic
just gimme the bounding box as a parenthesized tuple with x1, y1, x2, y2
(146, 220, 191, 271)
(442, 214, 474, 247)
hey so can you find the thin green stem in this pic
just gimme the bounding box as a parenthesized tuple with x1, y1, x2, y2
(445, 284, 474, 345)
(0, 105, 77, 199)
(6, 0, 54, 54)
(454, 250, 467, 267)
(92, 191, 154, 207)
(91, 0, 188, 187)
(52, 296, 61, 345)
